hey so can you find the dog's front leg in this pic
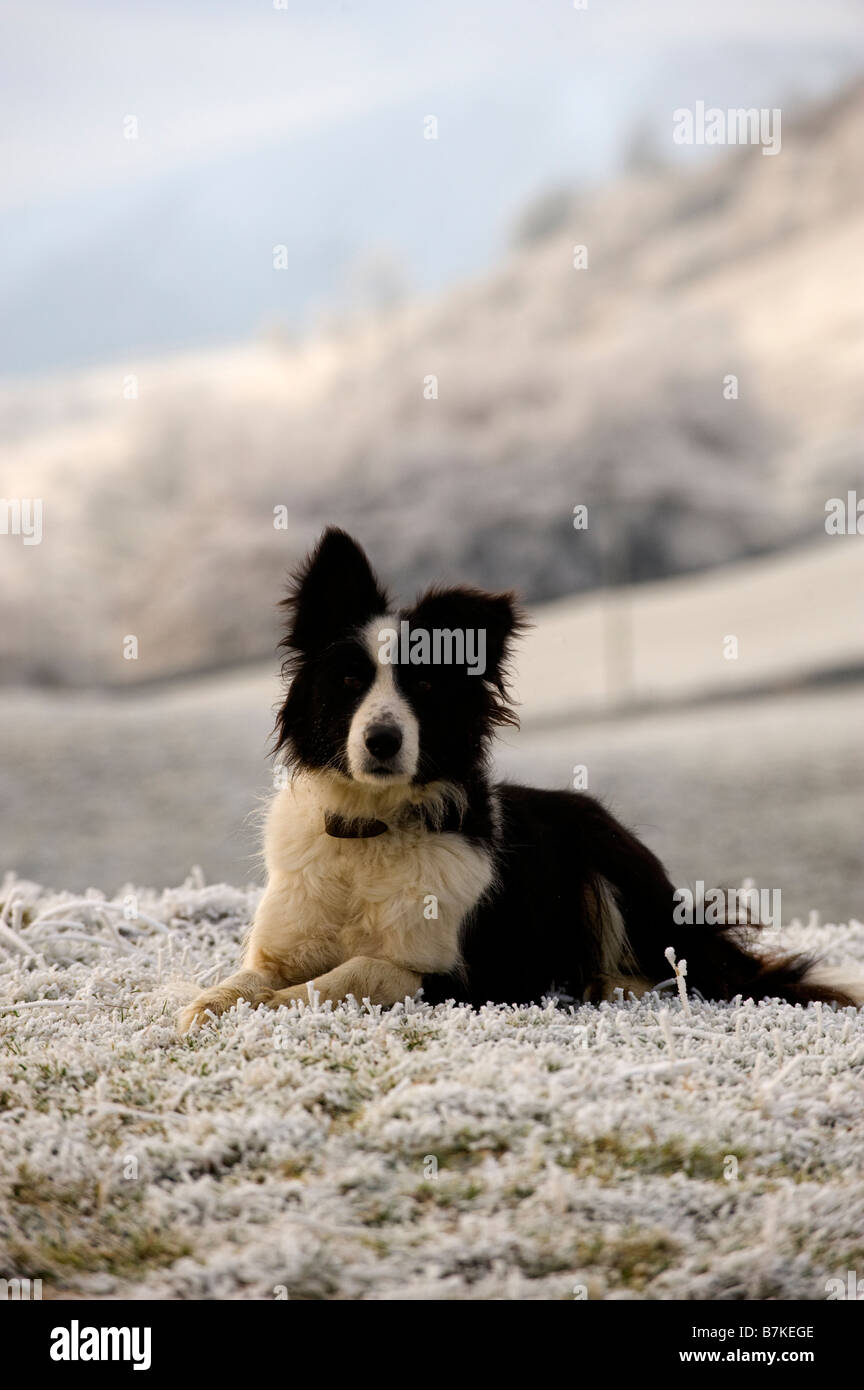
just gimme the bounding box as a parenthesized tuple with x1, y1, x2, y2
(177, 876, 337, 1032)
(266, 956, 421, 1010)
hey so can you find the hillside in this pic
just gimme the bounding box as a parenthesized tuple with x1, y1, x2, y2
(515, 535, 864, 721)
(3, 86, 864, 686)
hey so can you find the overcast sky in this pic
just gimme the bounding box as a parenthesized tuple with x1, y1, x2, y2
(4, 0, 864, 373)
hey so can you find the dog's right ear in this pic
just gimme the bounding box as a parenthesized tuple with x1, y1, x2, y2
(280, 527, 390, 656)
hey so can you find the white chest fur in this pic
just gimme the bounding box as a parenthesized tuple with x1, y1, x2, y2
(257, 777, 495, 976)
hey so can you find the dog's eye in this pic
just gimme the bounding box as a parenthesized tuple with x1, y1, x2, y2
(415, 679, 431, 693)
(343, 674, 364, 691)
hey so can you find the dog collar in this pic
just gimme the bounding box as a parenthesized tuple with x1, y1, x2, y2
(324, 812, 389, 839)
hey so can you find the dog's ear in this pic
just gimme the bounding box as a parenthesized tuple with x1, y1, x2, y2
(280, 528, 390, 655)
(407, 586, 527, 691)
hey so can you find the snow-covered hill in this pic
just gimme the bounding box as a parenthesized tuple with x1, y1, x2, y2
(3, 86, 864, 686)
(515, 535, 864, 722)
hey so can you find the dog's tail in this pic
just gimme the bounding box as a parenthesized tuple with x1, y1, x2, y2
(578, 797, 862, 1009)
(658, 919, 864, 1008)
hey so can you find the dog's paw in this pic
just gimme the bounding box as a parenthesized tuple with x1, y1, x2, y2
(177, 986, 275, 1034)
(176, 996, 219, 1034)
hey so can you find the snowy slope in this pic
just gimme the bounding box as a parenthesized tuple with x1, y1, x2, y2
(515, 536, 864, 722)
(4, 86, 864, 686)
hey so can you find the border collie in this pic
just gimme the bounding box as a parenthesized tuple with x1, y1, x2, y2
(178, 527, 861, 1030)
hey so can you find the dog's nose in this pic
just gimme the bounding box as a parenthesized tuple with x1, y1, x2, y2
(364, 723, 403, 761)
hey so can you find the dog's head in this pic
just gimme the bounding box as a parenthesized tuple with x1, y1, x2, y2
(273, 528, 523, 787)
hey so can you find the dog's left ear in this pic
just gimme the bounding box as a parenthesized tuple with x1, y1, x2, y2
(281, 527, 390, 655)
(408, 587, 526, 690)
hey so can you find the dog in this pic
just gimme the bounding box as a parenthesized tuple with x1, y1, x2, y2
(178, 527, 862, 1030)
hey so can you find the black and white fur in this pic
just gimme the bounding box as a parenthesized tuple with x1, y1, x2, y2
(178, 528, 862, 1030)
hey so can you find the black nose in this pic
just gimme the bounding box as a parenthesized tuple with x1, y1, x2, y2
(365, 723, 402, 761)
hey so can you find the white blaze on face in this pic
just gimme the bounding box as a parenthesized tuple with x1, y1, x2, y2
(346, 618, 420, 782)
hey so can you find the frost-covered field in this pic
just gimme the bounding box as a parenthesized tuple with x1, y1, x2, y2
(1, 878, 863, 1301)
